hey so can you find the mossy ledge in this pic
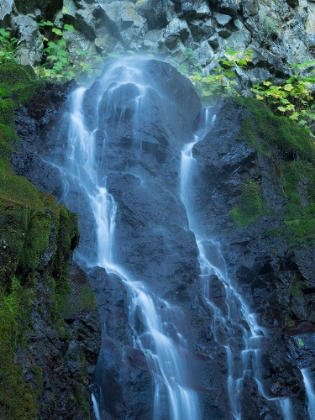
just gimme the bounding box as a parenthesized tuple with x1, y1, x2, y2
(229, 97, 315, 246)
(0, 63, 99, 419)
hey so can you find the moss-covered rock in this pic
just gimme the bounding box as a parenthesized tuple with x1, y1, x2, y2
(0, 63, 41, 107)
(229, 182, 265, 228)
(0, 61, 99, 420)
(227, 97, 315, 246)
(237, 97, 315, 164)
(0, 278, 37, 419)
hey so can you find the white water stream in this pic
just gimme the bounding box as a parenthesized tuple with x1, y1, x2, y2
(58, 58, 200, 419)
(49, 57, 315, 419)
(179, 107, 297, 419)
(301, 368, 315, 419)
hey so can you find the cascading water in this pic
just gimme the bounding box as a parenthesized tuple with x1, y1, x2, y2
(54, 57, 201, 420)
(37, 55, 315, 419)
(180, 107, 297, 419)
(301, 368, 315, 419)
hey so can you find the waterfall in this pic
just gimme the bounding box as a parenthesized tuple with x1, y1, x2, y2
(54, 57, 200, 419)
(179, 107, 295, 419)
(40, 55, 313, 419)
(301, 368, 315, 419)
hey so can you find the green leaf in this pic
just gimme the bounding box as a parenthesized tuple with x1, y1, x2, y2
(238, 59, 247, 66)
(57, 49, 68, 57)
(284, 84, 294, 92)
(38, 20, 54, 27)
(178, 64, 188, 74)
(53, 62, 64, 71)
(58, 39, 67, 47)
(226, 48, 237, 55)
(277, 106, 287, 112)
(52, 28, 63, 36)
(64, 24, 74, 32)
(0, 29, 10, 38)
(46, 55, 58, 62)
(48, 41, 58, 48)
(289, 112, 299, 120)
(76, 49, 89, 57)
(59, 56, 68, 64)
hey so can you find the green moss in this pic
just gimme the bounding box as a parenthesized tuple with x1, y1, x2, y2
(0, 98, 15, 127)
(0, 278, 37, 419)
(0, 61, 84, 420)
(235, 97, 315, 245)
(237, 97, 315, 163)
(0, 124, 17, 166)
(19, 212, 51, 275)
(268, 160, 315, 246)
(57, 283, 97, 317)
(30, 366, 44, 401)
(290, 281, 304, 298)
(54, 318, 71, 341)
(229, 182, 264, 228)
(0, 199, 79, 418)
(0, 63, 41, 106)
(0, 163, 44, 208)
(52, 206, 79, 293)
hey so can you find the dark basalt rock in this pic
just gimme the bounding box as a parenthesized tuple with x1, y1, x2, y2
(12, 61, 315, 419)
(106, 172, 199, 297)
(89, 267, 154, 420)
(193, 98, 315, 418)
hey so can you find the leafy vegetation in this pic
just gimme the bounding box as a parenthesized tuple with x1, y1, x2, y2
(237, 97, 315, 163)
(181, 46, 315, 138)
(251, 62, 315, 133)
(183, 49, 253, 104)
(35, 21, 103, 82)
(234, 97, 315, 245)
(258, 8, 280, 38)
(271, 160, 315, 246)
(0, 29, 17, 64)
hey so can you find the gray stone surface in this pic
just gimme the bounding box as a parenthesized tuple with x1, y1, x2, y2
(0, 0, 13, 21)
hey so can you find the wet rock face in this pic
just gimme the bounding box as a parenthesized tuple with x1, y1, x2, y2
(106, 173, 199, 296)
(12, 62, 315, 419)
(13, 60, 209, 418)
(89, 267, 154, 419)
(193, 99, 315, 418)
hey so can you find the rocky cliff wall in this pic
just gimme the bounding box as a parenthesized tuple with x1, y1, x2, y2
(193, 97, 315, 418)
(0, 63, 101, 419)
(11, 56, 315, 418)
(1, 0, 315, 90)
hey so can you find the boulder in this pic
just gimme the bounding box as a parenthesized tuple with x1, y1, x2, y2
(10, 14, 43, 66)
(136, 0, 174, 29)
(99, 1, 145, 34)
(214, 11, 232, 26)
(208, 0, 241, 17)
(164, 17, 191, 48)
(0, 0, 13, 21)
